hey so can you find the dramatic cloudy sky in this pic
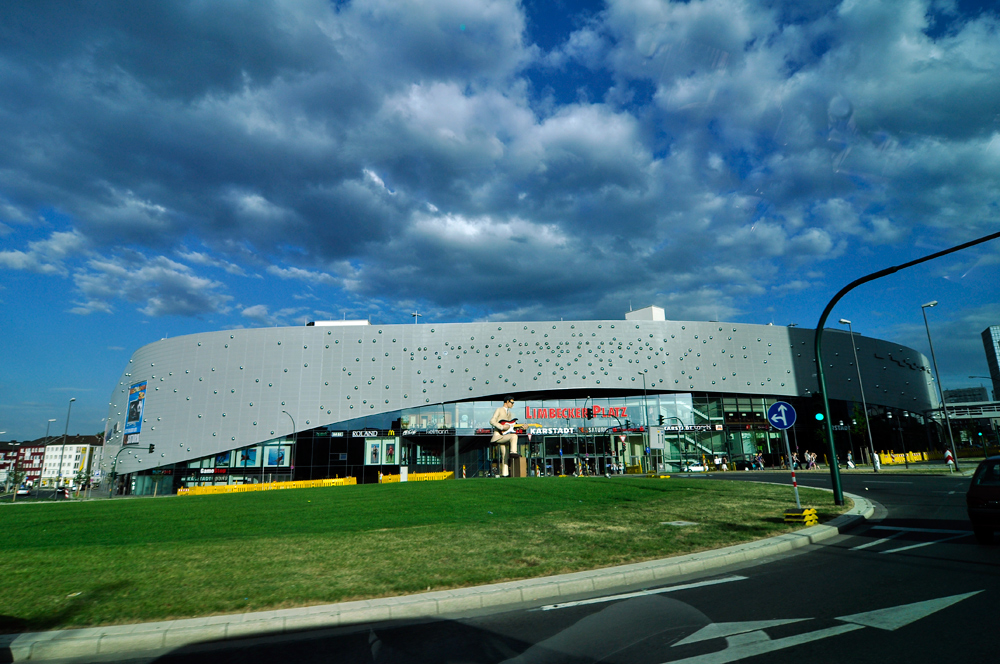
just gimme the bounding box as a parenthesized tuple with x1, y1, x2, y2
(2, 0, 999, 439)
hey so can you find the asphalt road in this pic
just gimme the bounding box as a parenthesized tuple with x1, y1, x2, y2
(134, 471, 995, 664)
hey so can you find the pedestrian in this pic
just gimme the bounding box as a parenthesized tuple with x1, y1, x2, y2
(792, 452, 800, 469)
(847, 451, 855, 469)
(721, 456, 728, 472)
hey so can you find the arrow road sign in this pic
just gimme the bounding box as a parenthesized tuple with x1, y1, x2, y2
(766, 401, 796, 430)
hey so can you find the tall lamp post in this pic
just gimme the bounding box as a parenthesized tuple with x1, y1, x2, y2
(922, 301, 960, 470)
(638, 371, 650, 473)
(56, 398, 76, 492)
(968, 376, 994, 401)
(661, 416, 684, 472)
(282, 410, 297, 482)
(839, 319, 878, 472)
(887, 411, 909, 469)
(8, 442, 21, 502)
(1, 432, 8, 495)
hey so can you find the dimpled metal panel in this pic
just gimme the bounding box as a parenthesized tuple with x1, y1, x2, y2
(104, 321, 938, 473)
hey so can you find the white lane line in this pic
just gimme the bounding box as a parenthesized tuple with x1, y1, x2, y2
(539, 575, 747, 611)
(880, 533, 972, 554)
(863, 481, 914, 484)
(851, 531, 906, 551)
(871, 526, 970, 534)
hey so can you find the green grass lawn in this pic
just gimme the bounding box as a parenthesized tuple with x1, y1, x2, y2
(0, 477, 847, 633)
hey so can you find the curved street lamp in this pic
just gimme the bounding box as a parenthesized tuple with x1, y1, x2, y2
(56, 398, 76, 493)
(922, 301, 960, 470)
(839, 319, 878, 472)
(638, 370, 651, 473)
(282, 410, 297, 482)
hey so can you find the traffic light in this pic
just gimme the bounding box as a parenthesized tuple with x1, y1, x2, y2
(658, 414, 665, 426)
(811, 392, 826, 421)
(586, 407, 593, 419)
(148, 444, 155, 454)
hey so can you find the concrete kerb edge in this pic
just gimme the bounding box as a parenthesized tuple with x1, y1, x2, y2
(4, 491, 874, 662)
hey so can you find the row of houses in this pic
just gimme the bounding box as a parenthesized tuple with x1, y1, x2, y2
(0, 435, 104, 490)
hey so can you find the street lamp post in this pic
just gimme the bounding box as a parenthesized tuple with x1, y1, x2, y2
(638, 371, 650, 473)
(922, 301, 960, 471)
(282, 410, 297, 482)
(9, 442, 21, 502)
(0, 431, 8, 495)
(56, 398, 76, 493)
(662, 416, 684, 472)
(839, 319, 879, 472)
(887, 411, 909, 469)
(968, 376, 995, 402)
(840, 420, 856, 467)
(604, 411, 627, 475)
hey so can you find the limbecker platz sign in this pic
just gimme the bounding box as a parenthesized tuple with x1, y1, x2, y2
(524, 405, 627, 420)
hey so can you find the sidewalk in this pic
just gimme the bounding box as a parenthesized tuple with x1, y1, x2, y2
(0, 492, 874, 663)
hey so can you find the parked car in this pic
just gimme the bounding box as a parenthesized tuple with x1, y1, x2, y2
(15, 485, 30, 496)
(966, 456, 1000, 544)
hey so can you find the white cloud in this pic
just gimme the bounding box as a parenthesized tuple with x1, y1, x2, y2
(0, 229, 88, 275)
(1, 0, 998, 332)
(176, 249, 247, 276)
(265, 264, 340, 286)
(70, 254, 232, 316)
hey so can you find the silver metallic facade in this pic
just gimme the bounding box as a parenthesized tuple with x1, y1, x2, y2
(103, 320, 939, 476)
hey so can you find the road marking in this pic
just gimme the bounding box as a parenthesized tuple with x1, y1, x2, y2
(539, 575, 747, 611)
(851, 531, 905, 550)
(863, 481, 913, 484)
(663, 592, 981, 663)
(675, 619, 810, 646)
(871, 526, 970, 534)
(880, 533, 971, 554)
(665, 625, 864, 663)
(850, 526, 973, 554)
(836, 591, 982, 630)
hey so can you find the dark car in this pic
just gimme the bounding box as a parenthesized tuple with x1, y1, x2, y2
(966, 455, 1000, 543)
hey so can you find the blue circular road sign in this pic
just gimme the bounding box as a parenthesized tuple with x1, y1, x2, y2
(766, 401, 797, 430)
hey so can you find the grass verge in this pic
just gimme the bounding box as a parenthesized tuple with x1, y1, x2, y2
(0, 477, 848, 633)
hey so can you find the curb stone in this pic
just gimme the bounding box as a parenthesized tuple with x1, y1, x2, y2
(0, 492, 873, 662)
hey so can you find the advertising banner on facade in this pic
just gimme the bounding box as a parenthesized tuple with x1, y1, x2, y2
(124, 381, 147, 436)
(365, 439, 381, 465)
(264, 445, 290, 467)
(237, 447, 260, 467)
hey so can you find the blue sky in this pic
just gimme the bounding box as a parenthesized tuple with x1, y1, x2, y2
(2, 0, 1000, 440)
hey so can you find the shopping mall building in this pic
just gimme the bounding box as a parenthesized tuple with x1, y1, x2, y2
(101, 307, 940, 494)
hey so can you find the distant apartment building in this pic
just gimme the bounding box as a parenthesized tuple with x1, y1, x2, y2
(39, 435, 104, 488)
(943, 386, 990, 403)
(984, 325, 1000, 402)
(1, 440, 48, 488)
